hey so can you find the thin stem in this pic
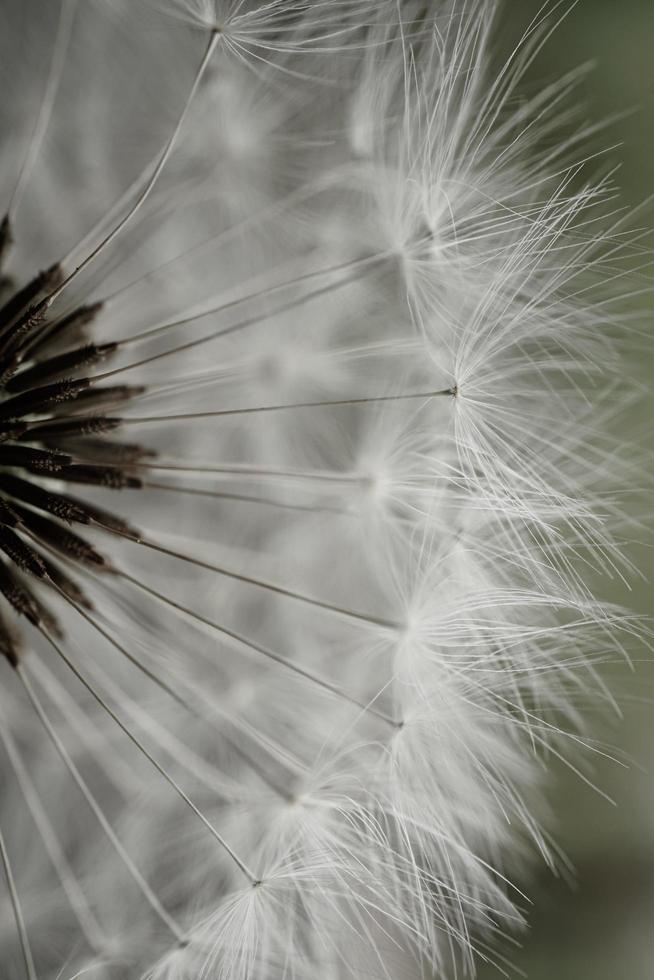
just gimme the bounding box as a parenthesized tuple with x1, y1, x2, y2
(43, 570, 298, 796)
(90, 267, 383, 381)
(114, 461, 359, 483)
(116, 250, 389, 347)
(121, 389, 453, 424)
(0, 725, 105, 954)
(110, 336, 421, 402)
(96, 174, 361, 307)
(28, 656, 137, 796)
(52, 582, 191, 712)
(39, 627, 259, 884)
(45, 29, 220, 308)
(114, 529, 401, 630)
(60, 155, 159, 270)
(118, 569, 398, 727)
(19, 505, 302, 800)
(16, 664, 186, 942)
(81, 657, 240, 799)
(8, 0, 78, 219)
(144, 482, 345, 514)
(0, 819, 37, 980)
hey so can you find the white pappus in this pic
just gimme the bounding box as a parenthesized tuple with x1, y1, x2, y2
(0, 2, 645, 979)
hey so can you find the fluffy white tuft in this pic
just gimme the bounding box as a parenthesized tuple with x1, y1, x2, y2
(0, 1, 645, 978)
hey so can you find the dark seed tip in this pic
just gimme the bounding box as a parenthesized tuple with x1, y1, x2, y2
(45, 262, 64, 284)
(0, 214, 12, 245)
(1, 647, 20, 669)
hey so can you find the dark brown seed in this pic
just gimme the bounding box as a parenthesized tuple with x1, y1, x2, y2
(6, 343, 118, 394)
(0, 215, 12, 270)
(0, 377, 90, 420)
(28, 300, 104, 361)
(0, 561, 42, 626)
(67, 497, 140, 536)
(0, 526, 47, 578)
(0, 499, 20, 527)
(11, 505, 106, 567)
(52, 385, 145, 415)
(1, 445, 72, 474)
(0, 474, 91, 524)
(0, 296, 55, 375)
(51, 437, 153, 464)
(0, 263, 62, 335)
(59, 464, 142, 490)
(0, 421, 27, 443)
(38, 554, 95, 610)
(25, 416, 121, 440)
(0, 606, 20, 668)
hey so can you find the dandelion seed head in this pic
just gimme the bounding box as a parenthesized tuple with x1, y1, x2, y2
(0, 1, 646, 978)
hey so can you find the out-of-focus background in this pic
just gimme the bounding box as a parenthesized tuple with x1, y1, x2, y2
(478, 3, 654, 979)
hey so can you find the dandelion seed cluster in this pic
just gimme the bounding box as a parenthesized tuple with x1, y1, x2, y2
(0, 1, 642, 978)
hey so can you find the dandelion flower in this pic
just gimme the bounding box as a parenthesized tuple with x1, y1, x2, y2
(0, 2, 645, 978)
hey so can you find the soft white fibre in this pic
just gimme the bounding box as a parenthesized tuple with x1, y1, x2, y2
(0, 2, 645, 978)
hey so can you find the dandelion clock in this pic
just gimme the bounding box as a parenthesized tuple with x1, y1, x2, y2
(0, 2, 645, 978)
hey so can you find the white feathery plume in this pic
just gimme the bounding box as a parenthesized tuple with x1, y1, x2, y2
(0, 1, 646, 978)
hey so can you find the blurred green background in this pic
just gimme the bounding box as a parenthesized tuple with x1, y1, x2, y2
(477, 3, 654, 979)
